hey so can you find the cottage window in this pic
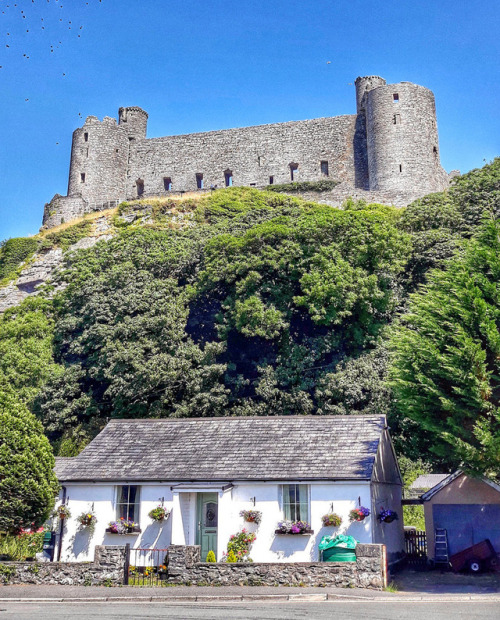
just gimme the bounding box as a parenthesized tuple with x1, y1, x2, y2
(282, 484, 309, 522)
(116, 485, 140, 522)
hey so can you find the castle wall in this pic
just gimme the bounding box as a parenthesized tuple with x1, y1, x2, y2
(40, 75, 451, 229)
(125, 115, 358, 198)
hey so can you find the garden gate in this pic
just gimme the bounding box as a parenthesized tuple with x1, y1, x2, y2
(404, 530, 427, 568)
(123, 545, 169, 586)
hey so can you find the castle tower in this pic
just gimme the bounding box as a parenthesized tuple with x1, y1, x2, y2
(67, 115, 129, 205)
(118, 106, 148, 142)
(355, 75, 387, 114)
(358, 78, 446, 194)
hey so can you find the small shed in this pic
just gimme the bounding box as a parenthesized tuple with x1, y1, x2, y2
(408, 474, 448, 499)
(422, 471, 500, 560)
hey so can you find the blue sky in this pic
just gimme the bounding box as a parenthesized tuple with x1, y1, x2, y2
(0, 0, 499, 240)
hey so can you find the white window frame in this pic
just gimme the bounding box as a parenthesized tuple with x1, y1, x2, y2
(280, 483, 310, 522)
(115, 485, 140, 523)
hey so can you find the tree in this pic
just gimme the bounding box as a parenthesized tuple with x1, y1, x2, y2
(0, 390, 59, 532)
(389, 219, 500, 478)
(0, 297, 59, 406)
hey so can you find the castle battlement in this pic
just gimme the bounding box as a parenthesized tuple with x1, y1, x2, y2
(42, 76, 450, 229)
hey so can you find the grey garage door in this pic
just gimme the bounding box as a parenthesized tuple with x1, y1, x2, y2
(433, 504, 500, 555)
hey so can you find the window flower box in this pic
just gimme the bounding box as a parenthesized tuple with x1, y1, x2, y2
(107, 518, 141, 534)
(106, 525, 141, 534)
(275, 520, 313, 535)
(274, 529, 314, 535)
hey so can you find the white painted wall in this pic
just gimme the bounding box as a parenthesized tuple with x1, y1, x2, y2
(57, 483, 174, 563)
(58, 480, 373, 562)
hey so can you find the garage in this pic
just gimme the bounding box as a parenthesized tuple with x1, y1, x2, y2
(422, 472, 500, 561)
(432, 504, 500, 556)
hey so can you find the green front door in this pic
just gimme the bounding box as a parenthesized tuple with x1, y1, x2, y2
(196, 493, 218, 561)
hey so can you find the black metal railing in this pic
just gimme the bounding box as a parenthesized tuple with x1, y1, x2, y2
(126, 547, 169, 586)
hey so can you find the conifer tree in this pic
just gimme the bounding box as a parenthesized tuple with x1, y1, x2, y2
(0, 390, 59, 532)
(390, 219, 500, 477)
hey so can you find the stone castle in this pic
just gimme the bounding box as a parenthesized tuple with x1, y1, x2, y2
(42, 75, 452, 229)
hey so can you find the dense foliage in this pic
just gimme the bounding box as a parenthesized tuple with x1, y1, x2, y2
(0, 389, 58, 532)
(266, 180, 340, 193)
(0, 220, 93, 286)
(34, 191, 412, 446)
(0, 159, 499, 482)
(0, 237, 40, 284)
(390, 219, 500, 477)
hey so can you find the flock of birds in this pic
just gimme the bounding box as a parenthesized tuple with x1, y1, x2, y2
(1, 0, 102, 81)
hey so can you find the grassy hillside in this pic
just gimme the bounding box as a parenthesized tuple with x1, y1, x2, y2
(1, 159, 499, 472)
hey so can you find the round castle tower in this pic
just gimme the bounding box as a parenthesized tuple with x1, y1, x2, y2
(67, 107, 148, 206)
(355, 76, 446, 194)
(118, 106, 148, 142)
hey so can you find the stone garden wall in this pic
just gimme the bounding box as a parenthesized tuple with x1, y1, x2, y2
(0, 543, 387, 589)
(0, 545, 125, 586)
(166, 544, 387, 590)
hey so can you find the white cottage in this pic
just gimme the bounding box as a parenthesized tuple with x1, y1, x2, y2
(54, 415, 404, 563)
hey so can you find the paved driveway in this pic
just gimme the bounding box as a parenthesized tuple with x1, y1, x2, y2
(393, 568, 500, 594)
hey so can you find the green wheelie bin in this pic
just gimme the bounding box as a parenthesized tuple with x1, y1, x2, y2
(319, 534, 357, 562)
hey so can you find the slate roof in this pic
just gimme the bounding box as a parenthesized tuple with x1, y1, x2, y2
(410, 473, 449, 490)
(55, 415, 387, 483)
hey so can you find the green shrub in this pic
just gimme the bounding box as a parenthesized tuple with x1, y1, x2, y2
(0, 237, 39, 284)
(205, 550, 216, 562)
(226, 550, 237, 563)
(0, 529, 45, 561)
(267, 180, 339, 193)
(43, 220, 93, 251)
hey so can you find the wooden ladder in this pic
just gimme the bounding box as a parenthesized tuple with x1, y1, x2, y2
(434, 528, 450, 565)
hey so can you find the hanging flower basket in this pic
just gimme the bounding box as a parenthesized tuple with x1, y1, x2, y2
(275, 520, 313, 535)
(378, 508, 398, 523)
(148, 506, 171, 522)
(106, 518, 141, 534)
(321, 513, 342, 527)
(56, 505, 71, 520)
(239, 509, 262, 524)
(77, 511, 97, 534)
(349, 506, 371, 522)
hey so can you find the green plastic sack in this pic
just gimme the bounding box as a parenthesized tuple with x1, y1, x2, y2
(318, 534, 357, 551)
